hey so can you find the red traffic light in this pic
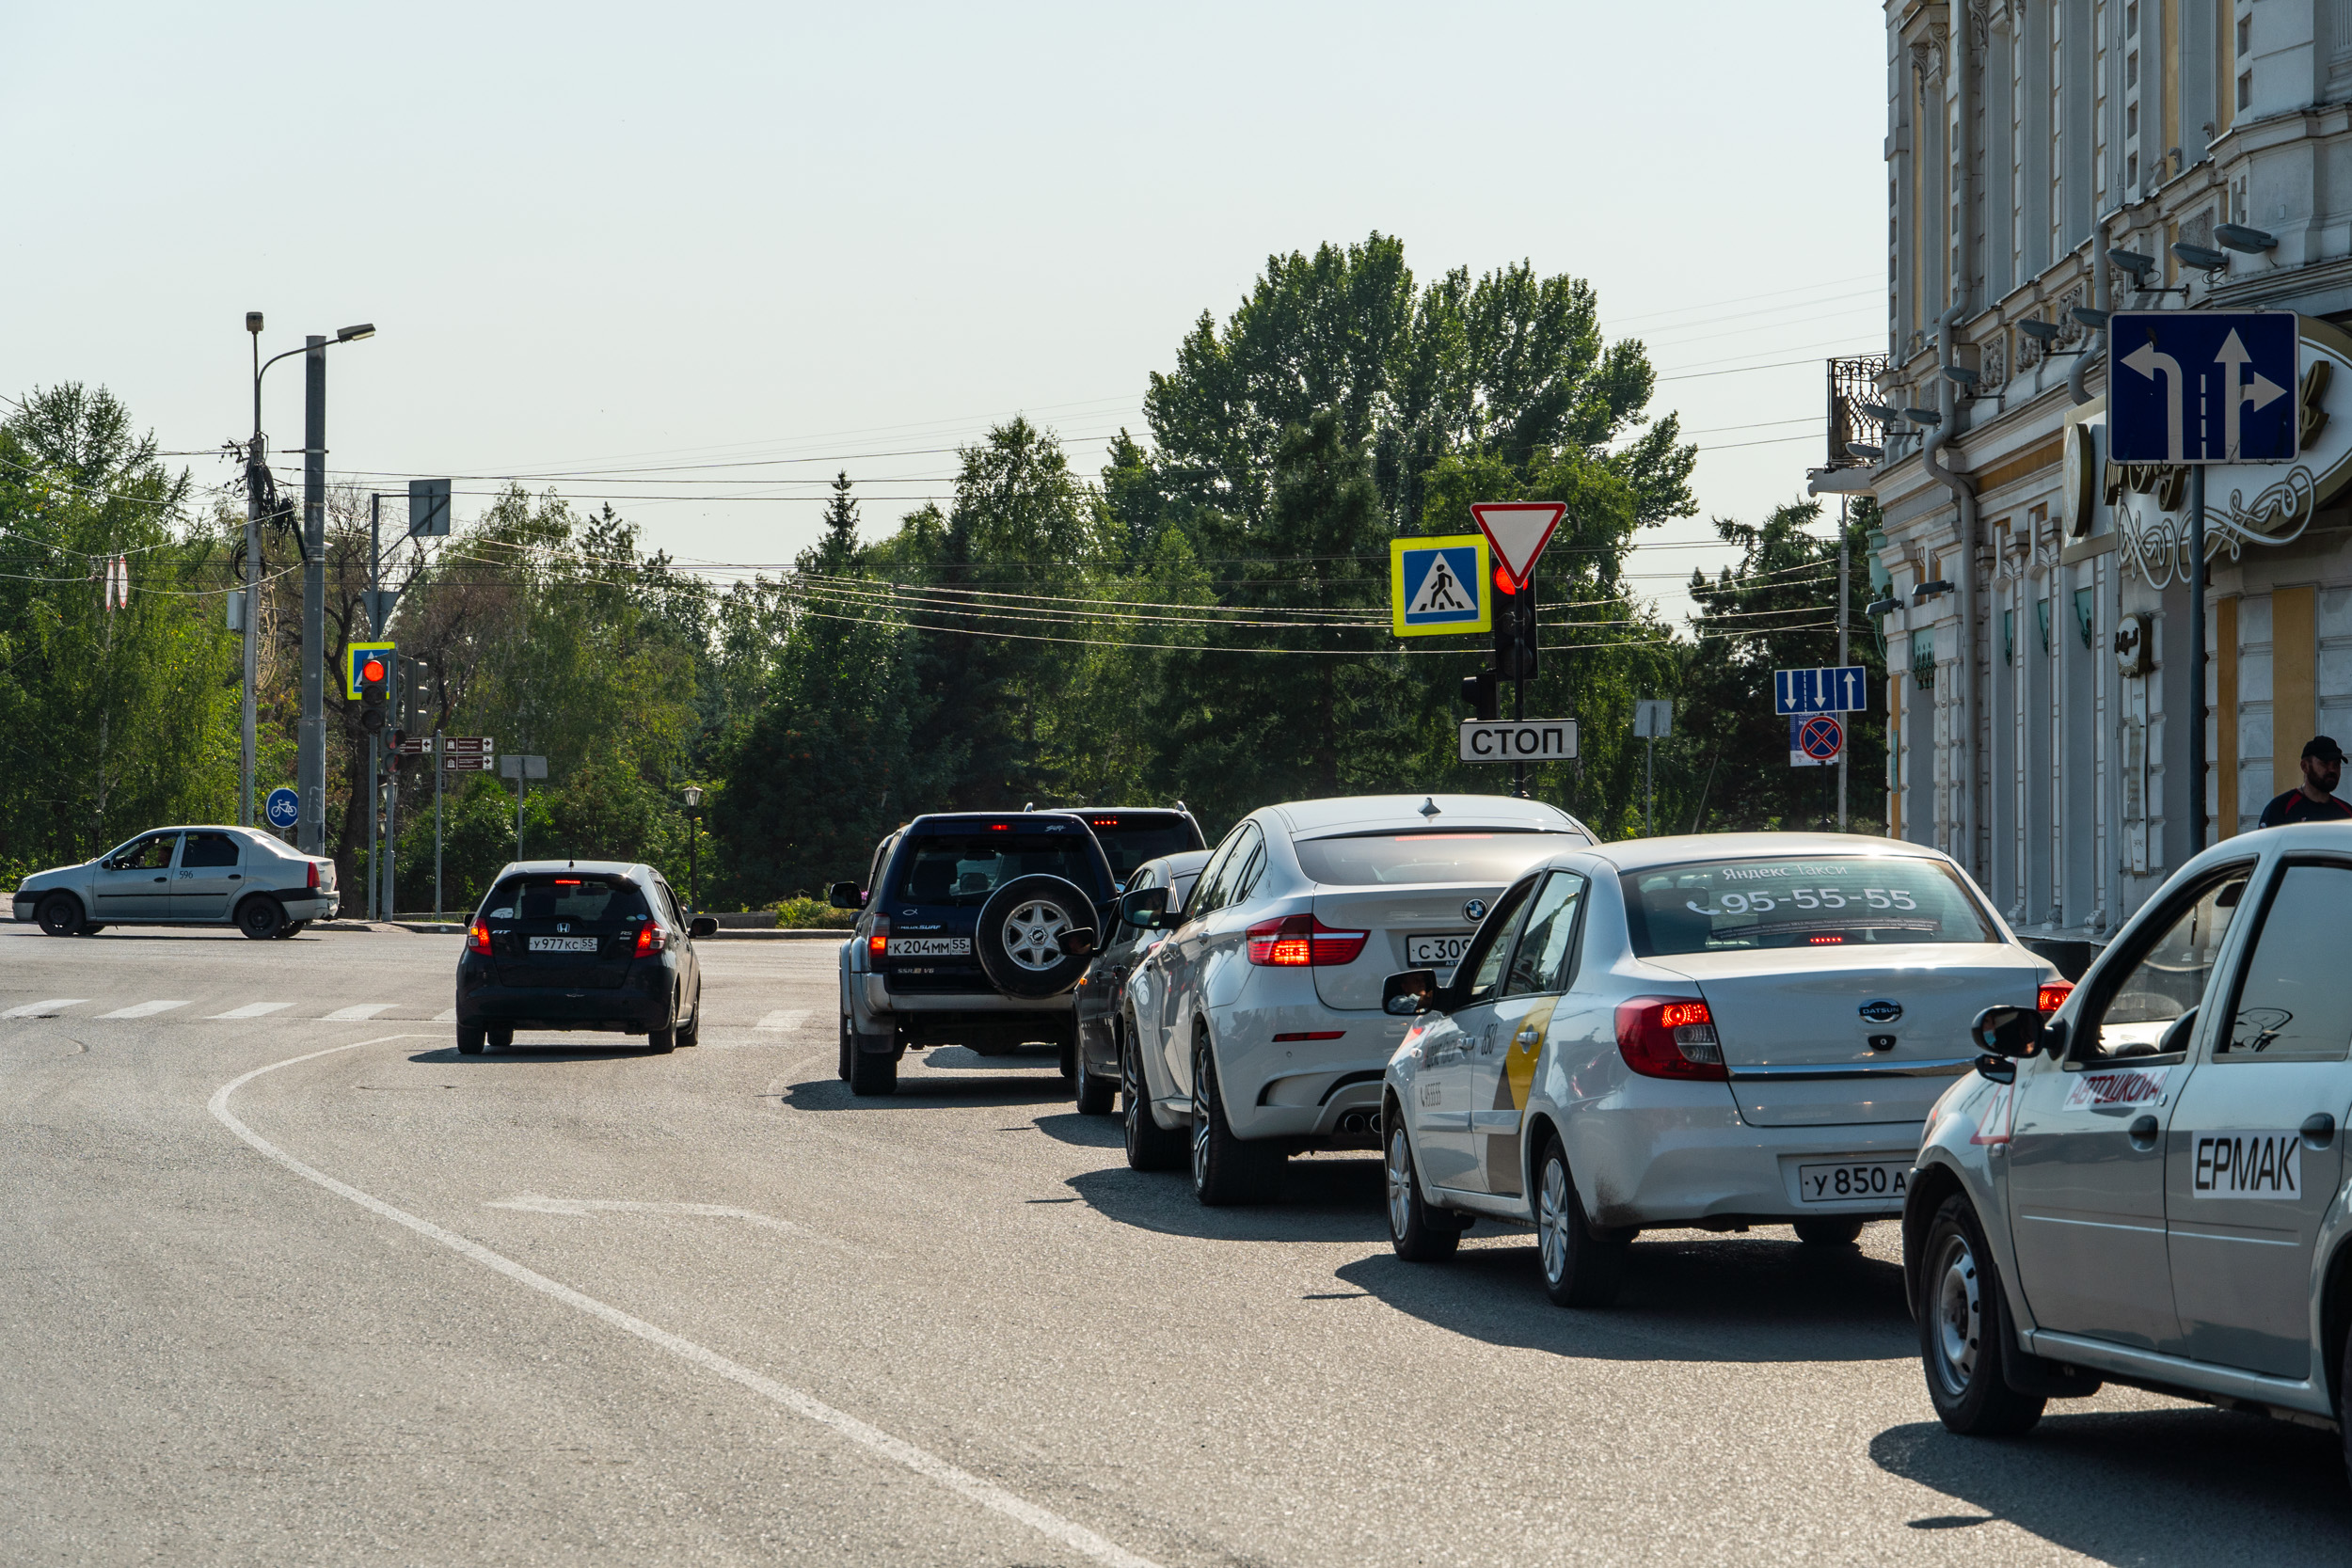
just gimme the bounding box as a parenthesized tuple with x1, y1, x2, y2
(360, 657, 387, 684)
(1491, 563, 1519, 594)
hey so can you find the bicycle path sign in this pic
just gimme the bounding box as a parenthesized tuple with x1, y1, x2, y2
(1390, 534, 1491, 637)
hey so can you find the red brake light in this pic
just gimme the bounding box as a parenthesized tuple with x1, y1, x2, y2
(868, 914, 890, 958)
(468, 920, 492, 956)
(1614, 996, 1727, 1081)
(554, 878, 580, 885)
(1807, 934, 1845, 944)
(2038, 980, 2074, 1013)
(1091, 818, 1119, 827)
(634, 922, 665, 957)
(306, 861, 320, 890)
(990, 823, 1011, 832)
(1246, 913, 1370, 966)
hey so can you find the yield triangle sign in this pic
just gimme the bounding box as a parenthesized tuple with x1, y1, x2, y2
(1470, 501, 1565, 585)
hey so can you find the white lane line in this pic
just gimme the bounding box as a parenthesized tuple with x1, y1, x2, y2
(755, 1008, 812, 1032)
(99, 1000, 191, 1020)
(208, 1002, 295, 1021)
(320, 1004, 396, 1022)
(430, 1009, 455, 1023)
(486, 1196, 805, 1234)
(208, 1040, 1159, 1568)
(2, 999, 87, 1019)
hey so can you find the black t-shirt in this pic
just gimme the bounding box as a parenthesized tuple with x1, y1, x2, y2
(2258, 788, 2352, 827)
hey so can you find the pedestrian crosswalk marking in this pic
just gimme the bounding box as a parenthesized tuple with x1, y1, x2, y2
(322, 1004, 397, 1022)
(756, 1008, 812, 1032)
(99, 1000, 189, 1020)
(208, 1002, 295, 1020)
(1406, 552, 1471, 616)
(2, 999, 87, 1019)
(431, 1008, 456, 1023)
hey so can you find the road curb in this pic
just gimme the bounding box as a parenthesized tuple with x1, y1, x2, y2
(707, 928, 849, 941)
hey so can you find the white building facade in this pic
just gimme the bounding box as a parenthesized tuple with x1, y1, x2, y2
(1830, 0, 2352, 970)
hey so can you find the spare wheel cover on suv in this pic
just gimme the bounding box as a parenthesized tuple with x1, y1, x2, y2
(976, 875, 1096, 999)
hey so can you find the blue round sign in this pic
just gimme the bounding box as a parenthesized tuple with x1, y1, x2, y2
(264, 787, 299, 830)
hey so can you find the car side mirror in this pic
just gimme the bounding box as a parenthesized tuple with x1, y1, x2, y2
(1384, 969, 1439, 1017)
(1062, 927, 1096, 958)
(1119, 886, 1170, 929)
(689, 915, 717, 939)
(1971, 1004, 2044, 1059)
(827, 880, 865, 911)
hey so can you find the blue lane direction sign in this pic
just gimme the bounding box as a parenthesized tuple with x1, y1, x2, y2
(1390, 534, 1490, 636)
(264, 787, 299, 830)
(1791, 713, 1843, 768)
(2108, 310, 2298, 464)
(1774, 665, 1867, 716)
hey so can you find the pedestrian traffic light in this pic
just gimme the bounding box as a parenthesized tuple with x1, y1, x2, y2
(1492, 566, 1539, 680)
(358, 655, 389, 735)
(1459, 670, 1499, 721)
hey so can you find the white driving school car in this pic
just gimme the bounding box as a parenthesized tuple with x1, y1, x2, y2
(1115, 794, 1595, 1203)
(1380, 833, 2061, 1307)
(1907, 823, 2352, 1465)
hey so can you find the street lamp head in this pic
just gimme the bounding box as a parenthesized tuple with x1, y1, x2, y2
(336, 323, 376, 343)
(682, 785, 704, 808)
(2071, 307, 2111, 331)
(1860, 402, 1901, 422)
(2172, 242, 2231, 271)
(2017, 319, 2061, 342)
(246, 311, 264, 335)
(1900, 406, 1944, 426)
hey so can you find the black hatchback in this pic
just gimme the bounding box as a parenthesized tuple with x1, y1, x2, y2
(455, 860, 713, 1053)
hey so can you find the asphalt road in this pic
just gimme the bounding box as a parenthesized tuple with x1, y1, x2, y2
(5, 923, 2349, 1566)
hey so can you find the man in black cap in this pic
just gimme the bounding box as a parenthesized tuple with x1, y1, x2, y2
(2259, 736, 2352, 826)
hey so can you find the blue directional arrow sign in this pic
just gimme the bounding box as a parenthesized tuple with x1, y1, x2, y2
(2108, 310, 2298, 464)
(1774, 665, 1867, 716)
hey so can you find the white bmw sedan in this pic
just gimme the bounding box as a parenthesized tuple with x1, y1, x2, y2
(1116, 794, 1595, 1203)
(1379, 833, 2064, 1306)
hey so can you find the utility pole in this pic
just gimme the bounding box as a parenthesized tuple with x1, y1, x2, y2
(241, 314, 263, 827)
(1837, 495, 1850, 832)
(297, 337, 326, 855)
(434, 727, 444, 923)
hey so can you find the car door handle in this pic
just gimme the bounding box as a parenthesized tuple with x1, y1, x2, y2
(229, 874, 241, 880)
(151, 876, 167, 883)
(2127, 1114, 2160, 1147)
(2303, 1113, 2337, 1147)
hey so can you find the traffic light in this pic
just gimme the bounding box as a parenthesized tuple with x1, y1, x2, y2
(358, 654, 389, 734)
(1491, 564, 1539, 680)
(1459, 671, 1499, 721)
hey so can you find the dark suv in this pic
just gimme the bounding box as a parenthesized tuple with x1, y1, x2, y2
(455, 860, 714, 1054)
(833, 813, 1118, 1095)
(1048, 807, 1204, 890)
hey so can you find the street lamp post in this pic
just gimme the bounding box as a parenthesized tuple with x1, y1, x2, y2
(681, 786, 703, 911)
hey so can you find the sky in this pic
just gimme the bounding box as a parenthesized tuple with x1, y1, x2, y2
(2, 1, 1886, 627)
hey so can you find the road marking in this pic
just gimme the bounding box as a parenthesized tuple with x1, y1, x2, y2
(321, 1004, 397, 1022)
(430, 1008, 455, 1023)
(2, 999, 87, 1019)
(755, 1008, 812, 1032)
(209, 1040, 1160, 1568)
(486, 1196, 806, 1234)
(209, 1002, 295, 1021)
(99, 1000, 190, 1020)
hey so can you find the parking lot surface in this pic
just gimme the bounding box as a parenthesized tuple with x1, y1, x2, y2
(5, 924, 2346, 1565)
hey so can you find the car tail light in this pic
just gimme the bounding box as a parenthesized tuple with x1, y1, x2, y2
(468, 920, 492, 956)
(2037, 980, 2074, 1013)
(867, 914, 890, 960)
(307, 861, 320, 891)
(1246, 913, 1370, 966)
(634, 923, 667, 957)
(1614, 996, 1727, 1082)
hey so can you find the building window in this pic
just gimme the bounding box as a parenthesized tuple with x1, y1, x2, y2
(2074, 587, 2096, 647)
(1913, 631, 1938, 689)
(2239, 71, 2252, 110)
(2127, 49, 2139, 87)
(2127, 102, 2139, 138)
(2004, 609, 2015, 666)
(2126, 1, 2138, 34)
(2129, 151, 2140, 186)
(2237, 14, 2250, 56)
(2037, 597, 2053, 654)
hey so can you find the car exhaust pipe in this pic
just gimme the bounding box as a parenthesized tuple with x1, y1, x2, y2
(1335, 1108, 1383, 1136)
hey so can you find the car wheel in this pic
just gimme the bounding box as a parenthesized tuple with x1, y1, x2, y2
(36, 894, 82, 938)
(974, 875, 1096, 999)
(487, 1024, 514, 1051)
(838, 1014, 853, 1081)
(1535, 1134, 1625, 1307)
(1920, 1194, 2046, 1435)
(235, 895, 284, 941)
(676, 991, 700, 1048)
(276, 921, 308, 938)
(1190, 1034, 1279, 1206)
(849, 1037, 898, 1096)
(1384, 1112, 1460, 1262)
(1057, 1026, 1078, 1082)
(1122, 1021, 1184, 1171)
(1794, 1217, 1867, 1246)
(1074, 1024, 1117, 1116)
(456, 1024, 485, 1055)
(78, 923, 106, 936)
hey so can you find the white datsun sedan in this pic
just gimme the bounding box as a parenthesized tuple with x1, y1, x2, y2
(1380, 833, 2061, 1307)
(1908, 824, 2352, 1461)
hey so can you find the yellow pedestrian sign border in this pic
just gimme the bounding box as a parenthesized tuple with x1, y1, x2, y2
(1390, 534, 1491, 637)
(345, 640, 396, 700)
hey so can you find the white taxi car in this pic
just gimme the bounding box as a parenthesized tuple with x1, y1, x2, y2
(1909, 824, 2352, 1463)
(1380, 833, 2061, 1306)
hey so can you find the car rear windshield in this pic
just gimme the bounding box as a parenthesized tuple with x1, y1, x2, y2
(1620, 855, 2000, 955)
(483, 876, 650, 928)
(1078, 816, 1204, 884)
(1291, 831, 1574, 886)
(888, 832, 1104, 907)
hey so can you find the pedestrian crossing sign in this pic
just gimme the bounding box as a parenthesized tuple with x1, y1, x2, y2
(1390, 534, 1490, 637)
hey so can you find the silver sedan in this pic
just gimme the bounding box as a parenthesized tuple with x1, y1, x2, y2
(1382, 832, 2058, 1307)
(11, 825, 340, 940)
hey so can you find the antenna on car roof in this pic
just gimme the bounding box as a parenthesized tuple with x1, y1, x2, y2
(1023, 801, 1035, 813)
(1420, 798, 1441, 818)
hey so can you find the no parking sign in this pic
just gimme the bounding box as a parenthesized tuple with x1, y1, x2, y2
(1790, 713, 1843, 768)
